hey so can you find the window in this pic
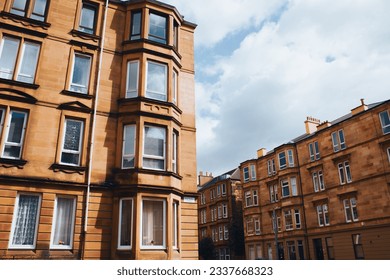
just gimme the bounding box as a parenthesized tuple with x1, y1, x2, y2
(10, 0, 48, 22)
(60, 119, 84, 166)
(344, 197, 358, 222)
(284, 210, 293, 230)
(254, 218, 261, 235)
(130, 10, 142, 40)
(309, 141, 320, 161)
(50, 196, 76, 249)
(338, 161, 352, 184)
(352, 234, 364, 259)
(172, 70, 178, 104)
(278, 152, 287, 169)
(143, 125, 166, 170)
(0, 108, 4, 138)
(221, 183, 226, 196)
(287, 149, 294, 167)
(173, 21, 179, 49)
(317, 204, 330, 226)
(246, 218, 254, 235)
(219, 226, 223, 240)
(9, 193, 41, 249)
(217, 184, 221, 197)
(217, 205, 222, 219)
(118, 198, 133, 249)
(281, 179, 289, 197)
(146, 61, 167, 101)
(1, 110, 28, 159)
(126, 60, 139, 98)
(172, 201, 179, 249)
(388, 147, 390, 163)
(245, 191, 253, 207)
(290, 177, 298, 196)
(141, 199, 166, 249)
(243, 166, 249, 182)
(267, 159, 276, 176)
(379, 111, 390, 134)
(331, 129, 346, 152)
(269, 184, 278, 203)
(297, 240, 305, 260)
(0, 37, 40, 84)
(79, 3, 96, 34)
(253, 190, 258, 206)
(326, 237, 335, 260)
(69, 53, 91, 94)
(294, 209, 301, 229)
(148, 12, 167, 44)
(224, 225, 229, 240)
(122, 124, 136, 169)
(222, 203, 228, 218)
(312, 170, 325, 192)
(287, 241, 296, 260)
(250, 164, 256, 180)
(172, 131, 178, 173)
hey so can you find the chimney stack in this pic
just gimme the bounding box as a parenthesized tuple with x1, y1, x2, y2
(351, 98, 368, 116)
(305, 116, 321, 134)
(257, 148, 267, 158)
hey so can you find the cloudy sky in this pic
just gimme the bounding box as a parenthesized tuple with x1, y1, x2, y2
(164, 0, 390, 176)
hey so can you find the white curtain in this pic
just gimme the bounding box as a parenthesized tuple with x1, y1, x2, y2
(52, 197, 74, 246)
(12, 195, 39, 246)
(142, 200, 164, 246)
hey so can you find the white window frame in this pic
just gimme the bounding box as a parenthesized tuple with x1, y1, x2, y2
(243, 166, 249, 182)
(145, 61, 167, 101)
(9, 193, 42, 249)
(224, 225, 229, 240)
(294, 209, 301, 229)
(387, 147, 390, 163)
(278, 151, 287, 169)
(287, 149, 294, 167)
(172, 201, 179, 250)
(254, 218, 261, 235)
(379, 110, 390, 135)
(172, 130, 178, 173)
(267, 159, 276, 176)
(16, 41, 40, 84)
(284, 210, 293, 231)
(117, 198, 134, 250)
(2, 110, 28, 160)
(0, 36, 20, 80)
(332, 129, 346, 152)
(250, 164, 256, 180)
(122, 124, 136, 169)
(222, 203, 228, 218)
(69, 53, 92, 94)
(318, 170, 325, 191)
(338, 161, 352, 184)
(309, 141, 320, 161)
(221, 183, 226, 196)
(60, 118, 84, 166)
(142, 125, 166, 171)
(290, 177, 298, 196)
(219, 225, 223, 240)
(172, 69, 178, 104)
(253, 189, 258, 206)
(245, 191, 253, 207)
(281, 179, 290, 197)
(217, 205, 222, 219)
(312, 172, 319, 192)
(50, 196, 76, 250)
(140, 198, 166, 250)
(126, 60, 139, 98)
(344, 197, 358, 223)
(217, 184, 221, 197)
(0, 107, 5, 138)
(317, 204, 330, 227)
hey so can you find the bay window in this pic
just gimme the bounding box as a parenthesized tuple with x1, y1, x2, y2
(60, 119, 84, 166)
(118, 198, 133, 249)
(146, 61, 167, 101)
(141, 199, 166, 249)
(143, 125, 166, 170)
(148, 12, 167, 44)
(50, 196, 76, 249)
(9, 193, 41, 249)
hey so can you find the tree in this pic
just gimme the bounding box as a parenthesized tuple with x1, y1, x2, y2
(199, 237, 216, 260)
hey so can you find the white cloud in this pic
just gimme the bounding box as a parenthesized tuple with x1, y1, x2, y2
(167, 0, 390, 176)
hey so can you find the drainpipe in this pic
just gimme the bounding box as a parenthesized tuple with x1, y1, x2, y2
(82, 0, 110, 259)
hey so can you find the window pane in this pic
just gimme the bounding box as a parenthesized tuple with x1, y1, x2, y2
(31, 0, 48, 21)
(10, 0, 27, 16)
(17, 42, 40, 83)
(143, 126, 165, 170)
(130, 11, 141, 40)
(142, 200, 165, 247)
(339, 130, 346, 149)
(279, 152, 286, 169)
(148, 13, 167, 44)
(331, 132, 339, 152)
(146, 61, 167, 101)
(379, 111, 390, 134)
(79, 4, 96, 34)
(11, 194, 40, 247)
(126, 61, 139, 98)
(119, 199, 132, 248)
(3, 111, 27, 159)
(0, 37, 20, 79)
(70, 54, 91, 93)
(61, 119, 83, 165)
(52, 197, 75, 247)
(122, 125, 135, 168)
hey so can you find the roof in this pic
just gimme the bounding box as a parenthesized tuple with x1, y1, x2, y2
(198, 168, 240, 191)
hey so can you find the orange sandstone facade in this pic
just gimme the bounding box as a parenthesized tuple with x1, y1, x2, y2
(240, 99, 390, 260)
(0, 0, 197, 260)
